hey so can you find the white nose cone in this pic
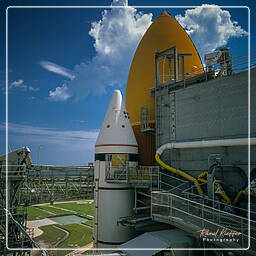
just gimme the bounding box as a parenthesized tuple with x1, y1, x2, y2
(95, 90, 138, 154)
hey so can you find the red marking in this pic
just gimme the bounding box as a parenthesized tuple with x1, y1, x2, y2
(95, 144, 138, 148)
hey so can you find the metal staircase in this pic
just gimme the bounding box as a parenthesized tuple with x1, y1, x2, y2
(106, 164, 256, 254)
(151, 171, 256, 255)
(115, 166, 160, 229)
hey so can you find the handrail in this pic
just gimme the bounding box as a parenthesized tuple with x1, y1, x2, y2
(152, 191, 256, 229)
(166, 185, 256, 221)
(156, 51, 256, 87)
(157, 168, 256, 220)
(152, 190, 256, 252)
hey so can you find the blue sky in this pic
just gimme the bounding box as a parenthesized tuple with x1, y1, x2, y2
(0, 0, 255, 165)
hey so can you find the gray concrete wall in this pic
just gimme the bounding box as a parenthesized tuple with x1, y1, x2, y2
(155, 69, 256, 179)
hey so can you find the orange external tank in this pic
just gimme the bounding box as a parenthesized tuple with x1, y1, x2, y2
(125, 11, 203, 166)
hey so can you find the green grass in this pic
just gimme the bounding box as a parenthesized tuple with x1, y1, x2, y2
(55, 224, 93, 256)
(26, 201, 94, 255)
(26, 206, 54, 221)
(54, 202, 94, 217)
(57, 224, 92, 247)
(25, 201, 94, 221)
(38, 205, 73, 215)
(82, 250, 95, 255)
(34, 225, 67, 246)
(83, 219, 93, 226)
(33, 223, 93, 256)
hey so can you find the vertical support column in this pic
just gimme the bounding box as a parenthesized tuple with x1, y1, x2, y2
(241, 218, 244, 248)
(155, 53, 159, 86)
(65, 172, 68, 200)
(40, 171, 43, 203)
(93, 160, 100, 248)
(155, 94, 159, 149)
(181, 55, 185, 88)
(174, 47, 179, 82)
(79, 171, 82, 195)
(170, 92, 176, 141)
(168, 57, 172, 81)
(150, 191, 153, 218)
(134, 187, 137, 212)
(51, 170, 54, 203)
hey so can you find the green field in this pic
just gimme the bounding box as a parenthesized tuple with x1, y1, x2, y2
(27, 200, 94, 255)
(83, 219, 93, 226)
(57, 224, 92, 247)
(33, 223, 93, 256)
(54, 224, 92, 256)
(82, 250, 95, 255)
(34, 225, 67, 247)
(26, 206, 54, 221)
(26, 201, 94, 221)
(38, 205, 73, 215)
(53, 202, 94, 217)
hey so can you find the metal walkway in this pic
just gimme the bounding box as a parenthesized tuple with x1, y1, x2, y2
(151, 190, 256, 255)
(23, 164, 94, 205)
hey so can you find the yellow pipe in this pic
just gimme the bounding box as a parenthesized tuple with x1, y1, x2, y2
(197, 171, 231, 204)
(197, 171, 208, 179)
(155, 153, 204, 195)
(155, 150, 231, 202)
(198, 177, 207, 183)
(197, 171, 208, 183)
(214, 183, 231, 204)
(233, 190, 247, 205)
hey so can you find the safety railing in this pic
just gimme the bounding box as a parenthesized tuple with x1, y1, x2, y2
(155, 51, 256, 90)
(159, 171, 192, 193)
(151, 191, 256, 252)
(140, 105, 155, 133)
(106, 165, 160, 189)
(105, 165, 129, 182)
(158, 171, 256, 222)
(0, 164, 27, 179)
(129, 166, 159, 190)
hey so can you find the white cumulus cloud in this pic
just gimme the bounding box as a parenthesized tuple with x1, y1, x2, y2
(49, 0, 152, 101)
(9, 79, 39, 91)
(40, 60, 75, 80)
(49, 84, 71, 101)
(175, 5, 247, 58)
(10, 79, 25, 87)
(48, 3, 247, 102)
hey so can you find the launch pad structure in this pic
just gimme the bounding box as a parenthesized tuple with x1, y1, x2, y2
(1, 8, 256, 254)
(92, 42, 256, 256)
(1, 43, 256, 255)
(0, 148, 94, 256)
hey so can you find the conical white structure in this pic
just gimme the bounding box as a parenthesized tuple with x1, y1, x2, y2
(95, 90, 138, 154)
(94, 90, 138, 249)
